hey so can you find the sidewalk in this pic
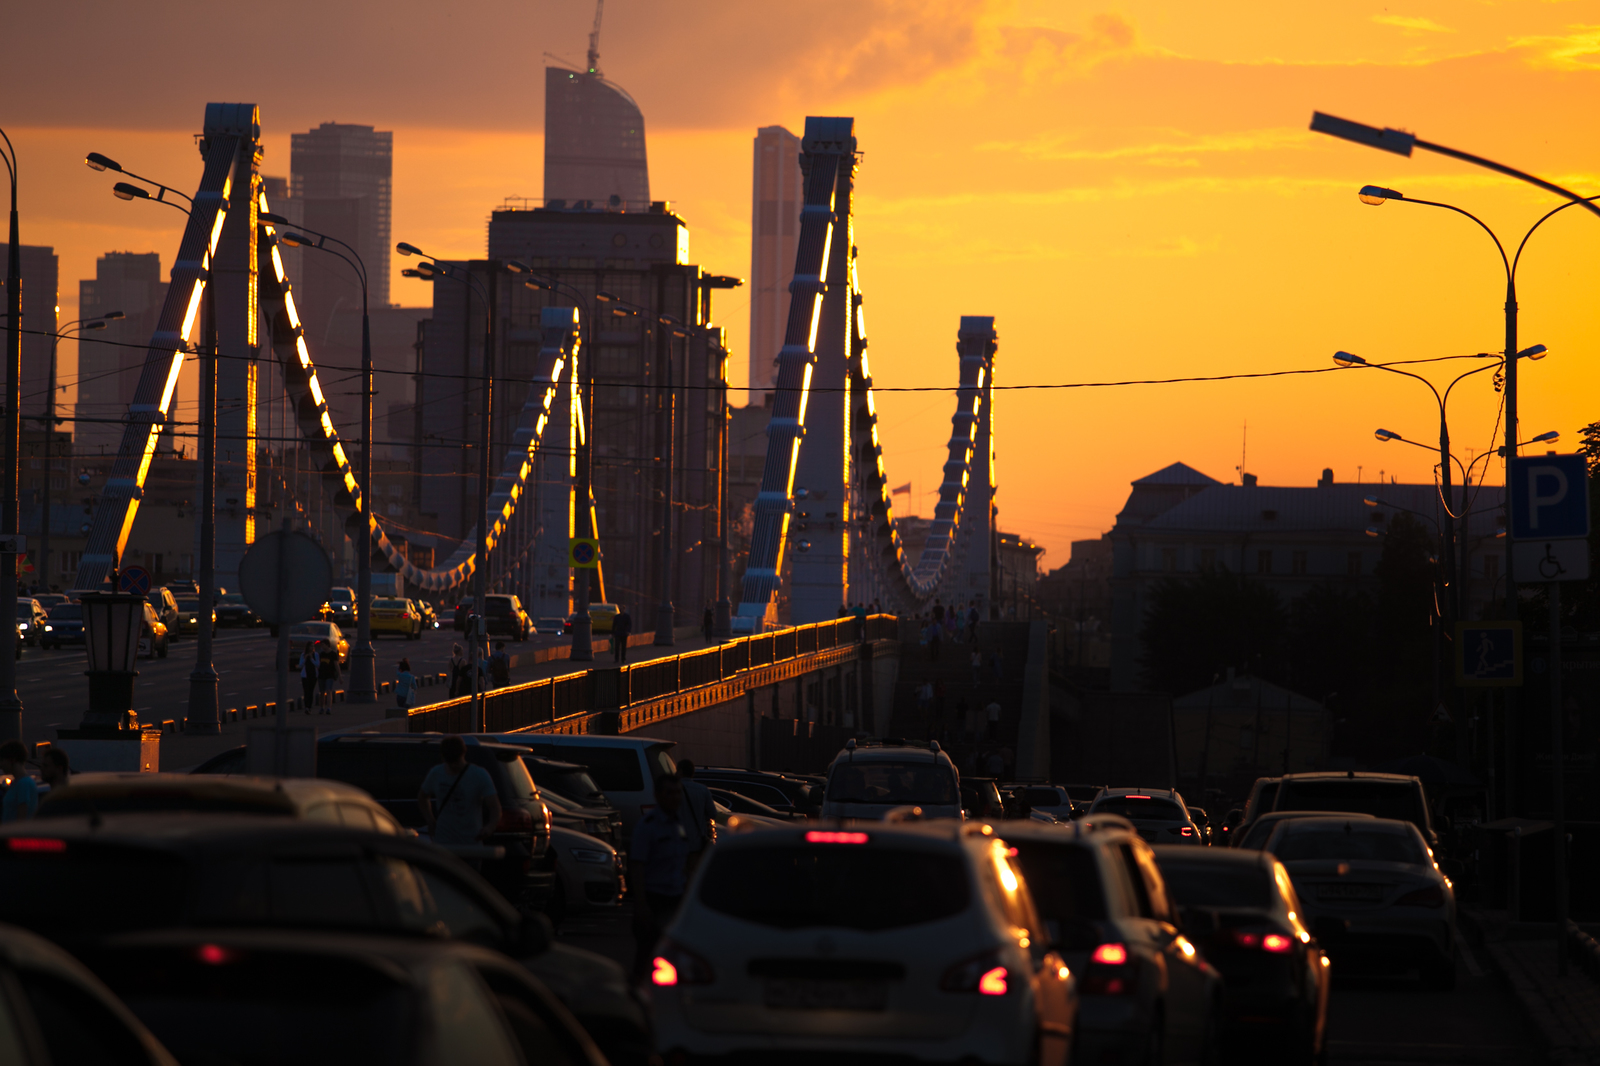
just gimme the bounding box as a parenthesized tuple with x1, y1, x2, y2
(1466, 906, 1600, 1064)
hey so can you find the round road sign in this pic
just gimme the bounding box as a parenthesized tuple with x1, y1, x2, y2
(118, 566, 152, 596)
(238, 530, 334, 626)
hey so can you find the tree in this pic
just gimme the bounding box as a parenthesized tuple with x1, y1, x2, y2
(1288, 582, 1374, 700)
(1139, 567, 1287, 695)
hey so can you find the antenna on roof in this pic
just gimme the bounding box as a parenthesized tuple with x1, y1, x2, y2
(586, 0, 604, 75)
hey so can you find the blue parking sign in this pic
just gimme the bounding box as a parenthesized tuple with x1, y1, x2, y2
(1509, 454, 1590, 540)
(1456, 621, 1521, 687)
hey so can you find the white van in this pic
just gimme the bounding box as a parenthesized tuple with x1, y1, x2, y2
(819, 740, 963, 821)
(478, 733, 676, 839)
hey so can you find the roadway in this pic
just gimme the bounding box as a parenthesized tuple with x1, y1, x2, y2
(15, 623, 716, 771)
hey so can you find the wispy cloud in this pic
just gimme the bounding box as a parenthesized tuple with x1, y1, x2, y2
(975, 127, 1307, 164)
(1371, 14, 1456, 34)
(1513, 24, 1600, 69)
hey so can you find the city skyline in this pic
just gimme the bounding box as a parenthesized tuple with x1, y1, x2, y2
(6, 0, 1599, 567)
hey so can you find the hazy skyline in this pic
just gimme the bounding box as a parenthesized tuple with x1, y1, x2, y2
(9, 0, 1600, 565)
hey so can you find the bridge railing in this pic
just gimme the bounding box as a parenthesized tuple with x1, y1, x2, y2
(404, 614, 899, 735)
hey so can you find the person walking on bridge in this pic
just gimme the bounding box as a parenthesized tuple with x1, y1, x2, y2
(612, 606, 633, 664)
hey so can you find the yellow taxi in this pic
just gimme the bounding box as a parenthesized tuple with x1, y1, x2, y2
(586, 603, 620, 633)
(369, 597, 423, 640)
(288, 621, 349, 666)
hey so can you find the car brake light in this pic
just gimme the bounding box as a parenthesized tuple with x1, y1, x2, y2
(1396, 884, 1446, 908)
(7, 838, 65, 853)
(195, 943, 237, 965)
(1179, 826, 1193, 836)
(1083, 943, 1136, 995)
(805, 831, 869, 844)
(940, 950, 1009, 993)
(496, 808, 534, 834)
(654, 941, 714, 985)
(978, 966, 1008, 995)
(1262, 934, 1293, 953)
(1091, 943, 1128, 965)
(651, 957, 678, 986)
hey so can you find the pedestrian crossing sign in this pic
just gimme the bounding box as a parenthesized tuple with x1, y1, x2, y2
(1455, 621, 1521, 687)
(568, 538, 600, 569)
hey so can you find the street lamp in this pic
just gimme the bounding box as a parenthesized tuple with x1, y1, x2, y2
(401, 243, 498, 729)
(698, 273, 744, 641)
(268, 215, 377, 705)
(77, 590, 145, 730)
(86, 153, 194, 212)
(511, 265, 597, 663)
(0, 125, 21, 740)
(40, 314, 122, 592)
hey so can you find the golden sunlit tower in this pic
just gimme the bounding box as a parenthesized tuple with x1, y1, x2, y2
(749, 126, 800, 401)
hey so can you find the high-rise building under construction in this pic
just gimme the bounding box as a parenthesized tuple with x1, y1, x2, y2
(543, 3, 649, 208)
(748, 126, 800, 398)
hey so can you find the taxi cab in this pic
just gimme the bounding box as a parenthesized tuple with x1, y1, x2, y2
(368, 597, 423, 640)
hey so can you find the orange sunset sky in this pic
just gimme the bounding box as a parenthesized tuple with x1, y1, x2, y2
(8, 0, 1600, 568)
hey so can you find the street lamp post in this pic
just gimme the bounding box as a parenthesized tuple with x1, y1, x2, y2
(0, 126, 20, 740)
(698, 273, 743, 641)
(512, 268, 595, 662)
(401, 246, 497, 729)
(271, 217, 376, 705)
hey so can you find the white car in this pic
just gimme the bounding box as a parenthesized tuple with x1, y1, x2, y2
(1265, 815, 1457, 988)
(818, 739, 962, 820)
(1088, 787, 1204, 845)
(1007, 784, 1078, 820)
(548, 825, 623, 922)
(651, 821, 1078, 1066)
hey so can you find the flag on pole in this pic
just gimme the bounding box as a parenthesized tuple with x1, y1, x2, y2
(891, 483, 912, 495)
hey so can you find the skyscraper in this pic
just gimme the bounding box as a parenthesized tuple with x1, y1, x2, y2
(0, 243, 59, 430)
(76, 252, 163, 455)
(748, 126, 800, 398)
(543, 60, 649, 208)
(289, 122, 393, 335)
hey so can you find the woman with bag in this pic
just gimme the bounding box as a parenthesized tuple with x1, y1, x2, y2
(317, 640, 340, 714)
(299, 644, 319, 713)
(396, 658, 416, 711)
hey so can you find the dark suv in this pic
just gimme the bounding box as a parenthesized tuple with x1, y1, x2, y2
(482, 594, 531, 641)
(314, 734, 555, 908)
(1273, 771, 1437, 850)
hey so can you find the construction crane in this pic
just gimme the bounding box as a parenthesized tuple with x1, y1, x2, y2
(586, 0, 603, 75)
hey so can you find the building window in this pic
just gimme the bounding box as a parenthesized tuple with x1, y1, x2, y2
(1257, 550, 1272, 574)
(1348, 552, 1362, 576)
(1200, 548, 1216, 571)
(1484, 554, 1499, 581)
(1292, 551, 1307, 575)
(1162, 548, 1178, 572)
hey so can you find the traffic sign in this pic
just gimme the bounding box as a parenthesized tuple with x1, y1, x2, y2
(568, 538, 600, 569)
(1456, 621, 1521, 687)
(118, 566, 152, 596)
(1510, 454, 1590, 540)
(1512, 538, 1591, 583)
(0, 535, 26, 554)
(238, 529, 333, 625)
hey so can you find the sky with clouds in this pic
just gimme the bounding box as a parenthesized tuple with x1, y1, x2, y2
(8, 0, 1600, 565)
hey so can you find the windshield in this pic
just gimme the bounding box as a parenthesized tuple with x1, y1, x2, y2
(1275, 781, 1426, 827)
(372, 599, 407, 609)
(1008, 841, 1108, 921)
(47, 606, 81, 620)
(1272, 825, 1426, 864)
(291, 624, 330, 638)
(329, 589, 354, 603)
(1157, 862, 1274, 908)
(826, 761, 958, 806)
(526, 761, 604, 804)
(220, 594, 245, 604)
(1093, 796, 1185, 820)
(14, 603, 33, 617)
(701, 845, 970, 930)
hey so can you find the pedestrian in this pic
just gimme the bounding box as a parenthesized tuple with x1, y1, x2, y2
(703, 606, 715, 641)
(971, 648, 983, 686)
(612, 606, 633, 664)
(395, 658, 417, 711)
(928, 621, 942, 663)
(318, 641, 341, 714)
(631, 773, 690, 982)
(852, 601, 867, 639)
(488, 640, 511, 688)
(448, 643, 470, 698)
(985, 750, 1006, 777)
(676, 760, 716, 875)
(299, 641, 320, 711)
(990, 648, 1004, 683)
(933, 598, 945, 624)
(39, 747, 69, 791)
(418, 736, 501, 858)
(0, 741, 37, 822)
(916, 680, 933, 716)
(986, 699, 1002, 741)
(967, 602, 980, 643)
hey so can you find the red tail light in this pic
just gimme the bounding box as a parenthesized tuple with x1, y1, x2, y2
(1396, 884, 1446, 908)
(1179, 826, 1194, 837)
(1091, 943, 1128, 965)
(1081, 941, 1137, 995)
(195, 943, 238, 965)
(941, 950, 1010, 994)
(7, 838, 66, 853)
(651, 957, 678, 986)
(1227, 929, 1294, 953)
(654, 941, 714, 986)
(496, 808, 534, 834)
(805, 831, 869, 844)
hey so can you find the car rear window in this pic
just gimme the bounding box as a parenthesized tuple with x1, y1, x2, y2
(0, 844, 187, 938)
(1272, 825, 1426, 865)
(1274, 781, 1426, 826)
(700, 845, 970, 930)
(1156, 862, 1273, 908)
(530, 745, 643, 793)
(826, 761, 958, 806)
(1019, 788, 1066, 807)
(1007, 840, 1107, 921)
(47, 606, 81, 620)
(1093, 796, 1184, 820)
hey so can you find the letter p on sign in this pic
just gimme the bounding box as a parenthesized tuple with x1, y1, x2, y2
(1510, 454, 1590, 541)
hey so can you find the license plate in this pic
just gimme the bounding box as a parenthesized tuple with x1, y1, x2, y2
(1319, 883, 1386, 901)
(764, 979, 888, 1011)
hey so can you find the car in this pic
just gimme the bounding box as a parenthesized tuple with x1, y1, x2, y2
(146, 587, 181, 638)
(1187, 806, 1214, 845)
(692, 767, 813, 816)
(139, 603, 170, 659)
(213, 591, 261, 628)
(523, 757, 624, 841)
(1062, 783, 1108, 807)
(1264, 815, 1457, 988)
(31, 592, 68, 610)
(818, 738, 962, 820)
(323, 585, 358, 627)
(0, 811, 646, 1064)
(415, 600, 439, 630)
(172, 596, 216, 638)
(87, 929, 610, 1066)
(453, 596, 475, 632)
(1272, 771, 1439, 851)
(0, 921, 181, 1066)
(1153, 845, 1330, 1063)
(480, 594, 532, 641)
(1230, 777, 1282, 847)
(1087, 787, 1203, 845)
(312, 733, 556, 910)
(962, 776, 1009, 820)
(1002, 819, 1222, 1066)
(542, 788, 623, 849)
(289, 620, 348, 666)
(585, 602, 619, 633)
(547, 825, 624, 924)
(536, 616, 567, 635)
(1235, 810, 1376, 852)
(708, 786, 796, 820)
(480, 733, 677, 838)
(1009, 784, 1078, 820)
(14, 598, 45, 646)
(369, 596, 424, 639)
(39, 602, 85, 650)
(651, 820, 1078, 1066)
(37, 772, 402, 831)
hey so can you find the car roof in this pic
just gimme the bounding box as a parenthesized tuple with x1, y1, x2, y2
(1279, 771, 1420, 785)
(1269, 815, 1417, 835)
(1149, 844, 1273, 868)
(320, 733, 528, 756)
(41, 773, 376, 808)
(985, 816, 1140, 847)
(97, 926, 517, 971)
(715, 819, 978, 850)
(829, 744, 954, 767)
(0, 812, 421, 849)
(1254, 809, 1375, 823)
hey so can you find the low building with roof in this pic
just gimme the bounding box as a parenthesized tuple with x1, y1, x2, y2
(1109, 462, 1504, 691)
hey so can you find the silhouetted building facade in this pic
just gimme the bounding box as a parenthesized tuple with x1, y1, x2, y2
(544, 67, 649, 208)
(290, 122, 393, 336)
(0, 243, 59, 439)
(76, 252, 164, 455)
(748, 126, 800, 398)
